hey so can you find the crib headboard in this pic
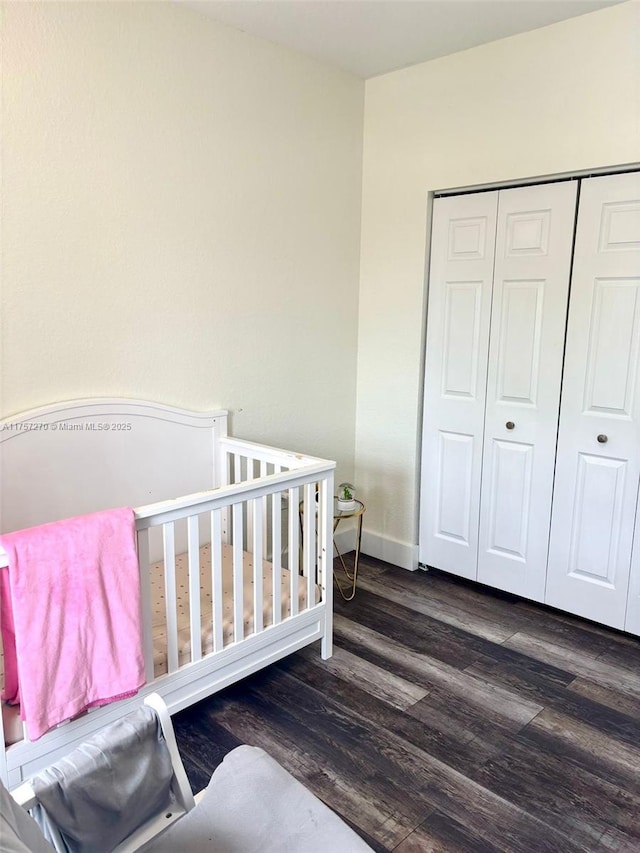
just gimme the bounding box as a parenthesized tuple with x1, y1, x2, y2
(0, 399, 228, 535)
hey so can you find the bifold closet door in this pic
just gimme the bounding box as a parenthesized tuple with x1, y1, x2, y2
(477, 181, 578, 600)
(546, 171, 640, 630)
(419, 191, 498, 578)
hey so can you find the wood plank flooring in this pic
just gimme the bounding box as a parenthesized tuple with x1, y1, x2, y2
(173, 555, 640, 852)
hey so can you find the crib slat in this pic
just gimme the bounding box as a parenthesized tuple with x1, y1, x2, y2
(260, 460, 268, 556)
(211, 509, 224, 652)
(221, 452, 231, 546)
(288, 486, 299, 617)
(163, 523, 179, 674)
(319, 474, 333, 659)
(233, 454, 242, 486)
(246, 486, 253, 556)
(271, 490, 282, 625)
(232, 503, 244, 643)
(187, 515, 201, 663)
(316, 481, 324, 595)
(253, 498, 263, 633)
(137, 530, 155, 683)
(303, 482, 315, 610)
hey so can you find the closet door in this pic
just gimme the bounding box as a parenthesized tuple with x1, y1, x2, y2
(477, 181, 578, 600)
(546, 171, 640, 629)
(419, 192, 498, 578)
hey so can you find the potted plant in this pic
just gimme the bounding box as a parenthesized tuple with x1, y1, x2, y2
(337, 482, 356, 512)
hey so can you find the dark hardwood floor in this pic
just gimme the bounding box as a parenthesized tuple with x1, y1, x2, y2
(173, 555, 640, 852)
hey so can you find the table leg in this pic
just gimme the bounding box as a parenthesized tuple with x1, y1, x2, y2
(334, 514, 363, 601)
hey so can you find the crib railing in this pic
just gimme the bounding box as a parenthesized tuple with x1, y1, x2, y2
(133, 441, 334, 682)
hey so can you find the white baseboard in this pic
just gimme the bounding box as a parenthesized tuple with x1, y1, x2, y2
(334, 527, 419, 572)
(362, 531, 419, 571)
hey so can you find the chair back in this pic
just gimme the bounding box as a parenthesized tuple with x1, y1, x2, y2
(11, 694, 195, 853)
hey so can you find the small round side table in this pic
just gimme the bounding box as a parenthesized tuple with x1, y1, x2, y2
(333, 498, 365, 601)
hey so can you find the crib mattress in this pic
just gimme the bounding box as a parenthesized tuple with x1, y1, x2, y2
(149, 542, 317, 677)
(1, 544, 318, 745)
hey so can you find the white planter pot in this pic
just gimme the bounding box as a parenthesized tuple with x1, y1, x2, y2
(337, 499, 356, 512)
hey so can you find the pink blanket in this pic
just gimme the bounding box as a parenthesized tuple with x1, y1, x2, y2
(0, 508, 145, 740)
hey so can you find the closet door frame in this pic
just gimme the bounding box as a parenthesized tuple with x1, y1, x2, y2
(419, 166, 640, 637)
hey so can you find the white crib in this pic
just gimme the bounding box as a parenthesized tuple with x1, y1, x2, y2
(0, 399, 335, 788)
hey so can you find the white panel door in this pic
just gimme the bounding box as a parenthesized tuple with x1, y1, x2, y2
(546, 171, 640, 629)
(477, 182, 578, 600)
(419, 192, 498, 578)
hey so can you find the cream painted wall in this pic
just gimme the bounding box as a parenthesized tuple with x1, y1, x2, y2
(0, 2, 363, 476)
(356, 1, 640, 569)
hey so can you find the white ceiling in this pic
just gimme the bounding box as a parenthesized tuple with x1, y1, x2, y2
(180, 0, 625, 78)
